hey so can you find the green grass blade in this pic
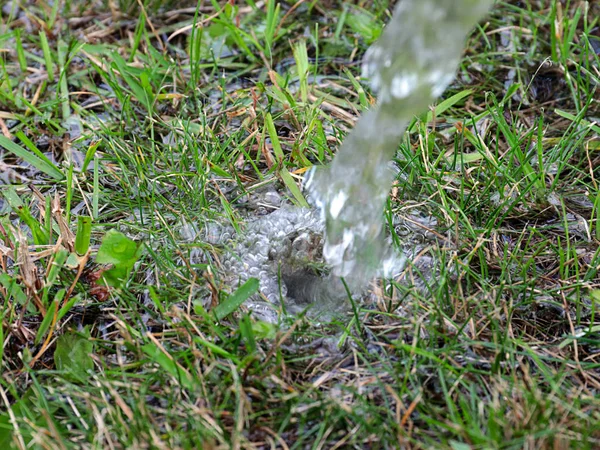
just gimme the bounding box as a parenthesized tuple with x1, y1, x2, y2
(35, 299, 59, 345)
(0, 135, 64, 180)
(214, 278, 259, 321)
(39, 30, 54, 83)
(75, 216, 92, 255)
(265, 113, 309, 207)
(141, 342, 194, 390)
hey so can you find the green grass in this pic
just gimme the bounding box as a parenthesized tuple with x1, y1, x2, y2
(1, 0, 600, 448)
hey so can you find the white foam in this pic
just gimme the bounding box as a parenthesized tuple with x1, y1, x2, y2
(329, 191, 348, 219)
(391, 73, 418, 99)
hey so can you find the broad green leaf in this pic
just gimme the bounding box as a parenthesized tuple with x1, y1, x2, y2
(96, 230, 143, 288)
(54, 328, 94, 381)
(65, 252, 80, 269)
(345, 8, 382, 44)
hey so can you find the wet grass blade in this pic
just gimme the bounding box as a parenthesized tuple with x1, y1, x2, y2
(14, 29, 27, 72)
(278, 169, 309, 208)
(57, 40, 71, 122)
(344, 67, 369, 109)
(46, 248, 69, 287)
(39, 30, 54, 83)
(35, 298, 59, 345)
(141, 342, 194, 390)
(214, 278, 259, 321)
(82, 141, 101, 172)
(265, 113, 309, 207)
(2, 188, 48, 244)
(555, 109, 600, 134)
(111, 52, 153, 113)
(193, 337, 239, 362)
(264, 0, 280, 59)
(293, 40, 309, 104)
(0, 136, 64, 180)
(408, 89, 473, 132)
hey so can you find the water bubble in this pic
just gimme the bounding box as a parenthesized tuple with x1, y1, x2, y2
(263, 191, 282, 207)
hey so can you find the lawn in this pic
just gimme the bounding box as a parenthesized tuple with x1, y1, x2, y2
(1, 0, 599, 448)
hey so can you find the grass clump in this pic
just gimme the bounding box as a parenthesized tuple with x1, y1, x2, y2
(0, 0, 599, 448)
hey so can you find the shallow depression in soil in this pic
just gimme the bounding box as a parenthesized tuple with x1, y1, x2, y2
(208, 203, 443, 322)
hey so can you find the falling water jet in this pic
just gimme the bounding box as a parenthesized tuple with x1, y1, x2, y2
(306, 0, 494, 286)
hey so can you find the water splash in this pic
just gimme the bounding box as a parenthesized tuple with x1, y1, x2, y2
(307, 0, 493, 285)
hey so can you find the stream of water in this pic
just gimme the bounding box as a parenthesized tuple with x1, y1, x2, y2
(306, 0, 493, 286)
